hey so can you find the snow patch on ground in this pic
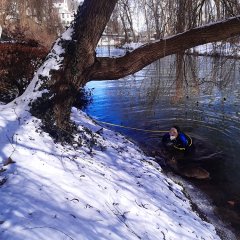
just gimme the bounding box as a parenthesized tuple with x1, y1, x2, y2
(0, 104, 221, 239)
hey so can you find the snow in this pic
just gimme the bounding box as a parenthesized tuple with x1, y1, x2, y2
(190, 42, 240, 56)
(62, 28, 74, 41)
(121, 42, 144, 50)
(0, 105, 221, 240)
(0, 27, 221, 240)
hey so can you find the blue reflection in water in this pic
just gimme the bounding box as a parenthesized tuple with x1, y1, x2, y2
(85, 47, 240, 229)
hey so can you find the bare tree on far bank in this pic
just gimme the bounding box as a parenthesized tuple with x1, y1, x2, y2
(0, 0, 63, 48)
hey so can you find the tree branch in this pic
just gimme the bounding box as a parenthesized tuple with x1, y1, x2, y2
(89, 16, 240, 80)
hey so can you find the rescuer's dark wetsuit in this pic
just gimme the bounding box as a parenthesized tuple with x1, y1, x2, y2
(162, 132, 192, 152)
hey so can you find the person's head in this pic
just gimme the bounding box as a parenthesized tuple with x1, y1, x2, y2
(169, 126, 180, 140)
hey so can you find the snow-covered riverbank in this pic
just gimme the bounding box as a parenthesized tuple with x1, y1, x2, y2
(0, 102, 222, 240)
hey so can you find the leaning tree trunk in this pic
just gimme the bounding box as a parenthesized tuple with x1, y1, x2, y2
(33, 0, 118, 133)
(54, 0, 117, 129)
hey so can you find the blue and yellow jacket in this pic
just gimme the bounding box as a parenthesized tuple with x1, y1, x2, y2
(162, 132, 191, 151)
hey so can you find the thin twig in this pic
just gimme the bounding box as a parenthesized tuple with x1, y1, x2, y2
(6, 134, 17, 158)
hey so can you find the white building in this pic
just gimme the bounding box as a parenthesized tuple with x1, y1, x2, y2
(53, 0, 83, 27)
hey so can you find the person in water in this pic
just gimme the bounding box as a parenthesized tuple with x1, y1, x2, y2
(162, 125, 192, 152)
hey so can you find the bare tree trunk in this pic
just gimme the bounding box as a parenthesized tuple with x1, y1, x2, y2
(33, 0, 118, 132)
(122, 0, 136, 42)
(119, 7, 130, 43)
(151, 0, 161, 39)
(142, 0, 151, 42)
(118, 0, 136, 43)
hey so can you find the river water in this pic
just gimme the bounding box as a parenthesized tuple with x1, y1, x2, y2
(85, 47, 240, 237)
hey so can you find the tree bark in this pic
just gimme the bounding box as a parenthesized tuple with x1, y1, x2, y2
(89, 16, 240, 80)
(48, 0, 118, 130)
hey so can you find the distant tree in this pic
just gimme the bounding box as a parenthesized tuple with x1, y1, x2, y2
(0, 0, 63, 48)
(117, 0, 137, 42)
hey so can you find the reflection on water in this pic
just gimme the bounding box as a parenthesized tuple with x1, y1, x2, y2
(85, 47, 240, 236)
